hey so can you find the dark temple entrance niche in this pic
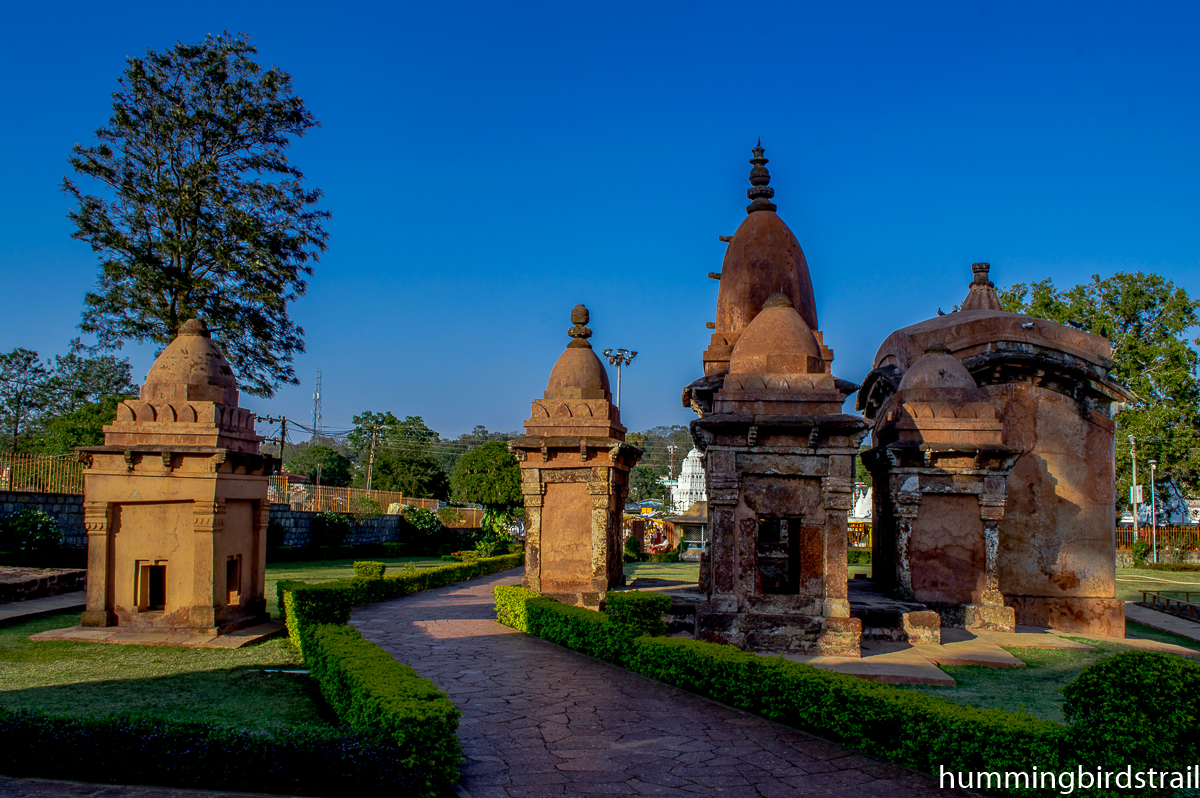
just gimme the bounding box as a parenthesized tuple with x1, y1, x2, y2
(226, 556, 242, 605)
(136, 561, 166, 612)
(757, 517, 801, 594)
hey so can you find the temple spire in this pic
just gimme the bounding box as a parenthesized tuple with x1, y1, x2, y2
(746, 138, 777, 214)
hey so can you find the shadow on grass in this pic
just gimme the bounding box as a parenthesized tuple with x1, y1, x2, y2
(0, 665, 337, 729)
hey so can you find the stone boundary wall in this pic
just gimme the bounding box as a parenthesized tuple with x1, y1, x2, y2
(1115, 549, 1200, 568)
(268, 504, 480, 548)
(0, 492, 86, 549)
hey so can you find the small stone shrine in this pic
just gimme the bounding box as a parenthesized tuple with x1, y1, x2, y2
(860, 343, 1022, 631)
(859, 263, 1133, 635)
(77, 319, 275, 633)
(682, 144, 868, 655)
(509, 305, 641, 608)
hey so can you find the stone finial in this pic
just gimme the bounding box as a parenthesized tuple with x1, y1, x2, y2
(961, 262, 1004, 312)
(746, 138, 778, 214)
(971, 262, 993, 287)
(177, 319, 211, 338)
(568, 304, 593, 349)
(762, 292, 794, 309)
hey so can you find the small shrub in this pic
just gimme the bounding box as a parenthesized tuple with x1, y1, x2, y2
(476, 536, 501, 558)
(1131, 539, 1151, 567)
(648, 550, 680, 563)
(461, 551, 479, 564)
(0, 509, 61, 553)
(1063, 650, 1200, 769)
(847, 549, 871, 565)
(623, 535, 643, 563)
(310, 512, 351, 548)
(441, 554, 462, 562)
(353, 561, 387, 580)
(402, 506, 440, 534)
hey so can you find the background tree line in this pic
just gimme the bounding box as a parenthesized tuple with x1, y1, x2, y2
(997, 271, 1199, 513)
(0, 342, 138, 454)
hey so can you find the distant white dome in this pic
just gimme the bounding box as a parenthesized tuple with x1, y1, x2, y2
(673, 448, 707, 515)
(849, 485, 872, 522)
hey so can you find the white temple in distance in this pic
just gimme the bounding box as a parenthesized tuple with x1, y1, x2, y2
(672, 448, 707, 515)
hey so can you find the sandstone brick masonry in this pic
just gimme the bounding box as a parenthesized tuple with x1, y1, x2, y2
(268, 504, 468, 548)
(0, 494, 466, 553)
(0, 491, 86, 549)
(354, 567, 965, 797)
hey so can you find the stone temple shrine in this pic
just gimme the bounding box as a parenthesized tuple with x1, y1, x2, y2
(859, 263, 1134, 636)
(510, 306, 642, 608)
(681, 144, 868, 655)
(78, 320, 275, 634)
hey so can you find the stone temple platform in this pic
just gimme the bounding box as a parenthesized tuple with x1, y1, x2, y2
(30, 619, 285, 649)
(621, 579, 1200, 686)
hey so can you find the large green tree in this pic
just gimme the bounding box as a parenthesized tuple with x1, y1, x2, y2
(627, 425, 693, 479)
(64, 32, 329, 398)
(998, 272, 1200, 506)
(0, 344, 136, 453)
(284, 444, 352, 487)
(349, 412, 450, 498)
(451, 441, 521, 511)
(0, 349, 49, 452)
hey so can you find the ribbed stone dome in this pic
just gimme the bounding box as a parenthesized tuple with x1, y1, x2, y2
(728, 293, 822, 375)
(140, 319, 239, 406)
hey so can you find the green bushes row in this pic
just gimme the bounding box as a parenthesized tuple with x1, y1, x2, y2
(493, 586, 1200, 795)
(0, 709, 425, 796)
(848, 549, 871, 565)
(0, 508, 61, 554)
(304, 624, 462, 791)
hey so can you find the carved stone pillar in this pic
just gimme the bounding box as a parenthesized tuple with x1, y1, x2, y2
(81, 501, 113, 627)
(190, 499, 225, 630)
(893, 492, 921, 602)
(963, 493, 1017, 631)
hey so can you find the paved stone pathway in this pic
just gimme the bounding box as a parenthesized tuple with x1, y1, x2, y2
(1124, 600, 1200, 643)
(352, 568, 963, 798)
(0, 591, 85, 625)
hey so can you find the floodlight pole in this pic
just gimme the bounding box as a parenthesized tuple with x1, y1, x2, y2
(1149, 459, 1158, 564)
(601, 348, 638, 409)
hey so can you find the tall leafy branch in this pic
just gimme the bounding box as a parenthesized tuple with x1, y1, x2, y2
(63, 32, 329, 397)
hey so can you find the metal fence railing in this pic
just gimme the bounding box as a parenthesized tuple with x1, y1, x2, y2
(0, 454, 85, 495)
(266, 476, 483, 528)
(1117, 525, 1200, 552)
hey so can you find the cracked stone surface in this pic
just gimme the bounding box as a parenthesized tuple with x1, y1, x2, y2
(352, 567, 966, 797)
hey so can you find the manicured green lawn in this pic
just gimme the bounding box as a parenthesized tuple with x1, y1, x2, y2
(624, 561, 700, 583)
(1114, 566, 1200, 602)
(265, 556, 446, 615)
(908, 621, 1200, 723)
(0, 611, 327, 728)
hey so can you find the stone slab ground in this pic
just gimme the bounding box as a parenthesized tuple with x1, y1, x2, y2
(0, 591, 86, 625)
(28, 620, 285, 649)
(1124, 600, 1200, 643)
(352, 567, 971, 797)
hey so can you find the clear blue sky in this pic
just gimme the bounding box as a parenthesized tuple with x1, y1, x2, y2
(2, 1, 1198, 441)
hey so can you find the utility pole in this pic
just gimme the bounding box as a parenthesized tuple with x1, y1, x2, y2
(667, 444, 677, 478)
(312, 370, 322, 440)
(365, 427, 378, 491)
(1130, 435, 1140, 542)
(255, 415, 287, 468)
(1149, 458, 1158, 564)
(601, 348, 638, 408)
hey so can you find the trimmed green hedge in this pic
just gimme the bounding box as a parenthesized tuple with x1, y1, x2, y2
(493, 585, 1200, 795)
(353, 560, 387, 579)
(278, 552, 525, 795)
(0, 709, 424, 796)
(306, 624, 462, 789)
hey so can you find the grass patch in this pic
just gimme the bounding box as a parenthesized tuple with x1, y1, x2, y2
(265, 557, 445, 616)
(1114, 566, 1200, 602)
(0, 611, 327, 729)
(910, 623, 1200, 724)
(623, 561, 699, 583)
(1123, 619, 1200, 651)
(909, 646, 1110, 724)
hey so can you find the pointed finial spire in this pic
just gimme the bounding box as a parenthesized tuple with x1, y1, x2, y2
(568, 304, 593, 349)
(746, 139, 777, 214)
